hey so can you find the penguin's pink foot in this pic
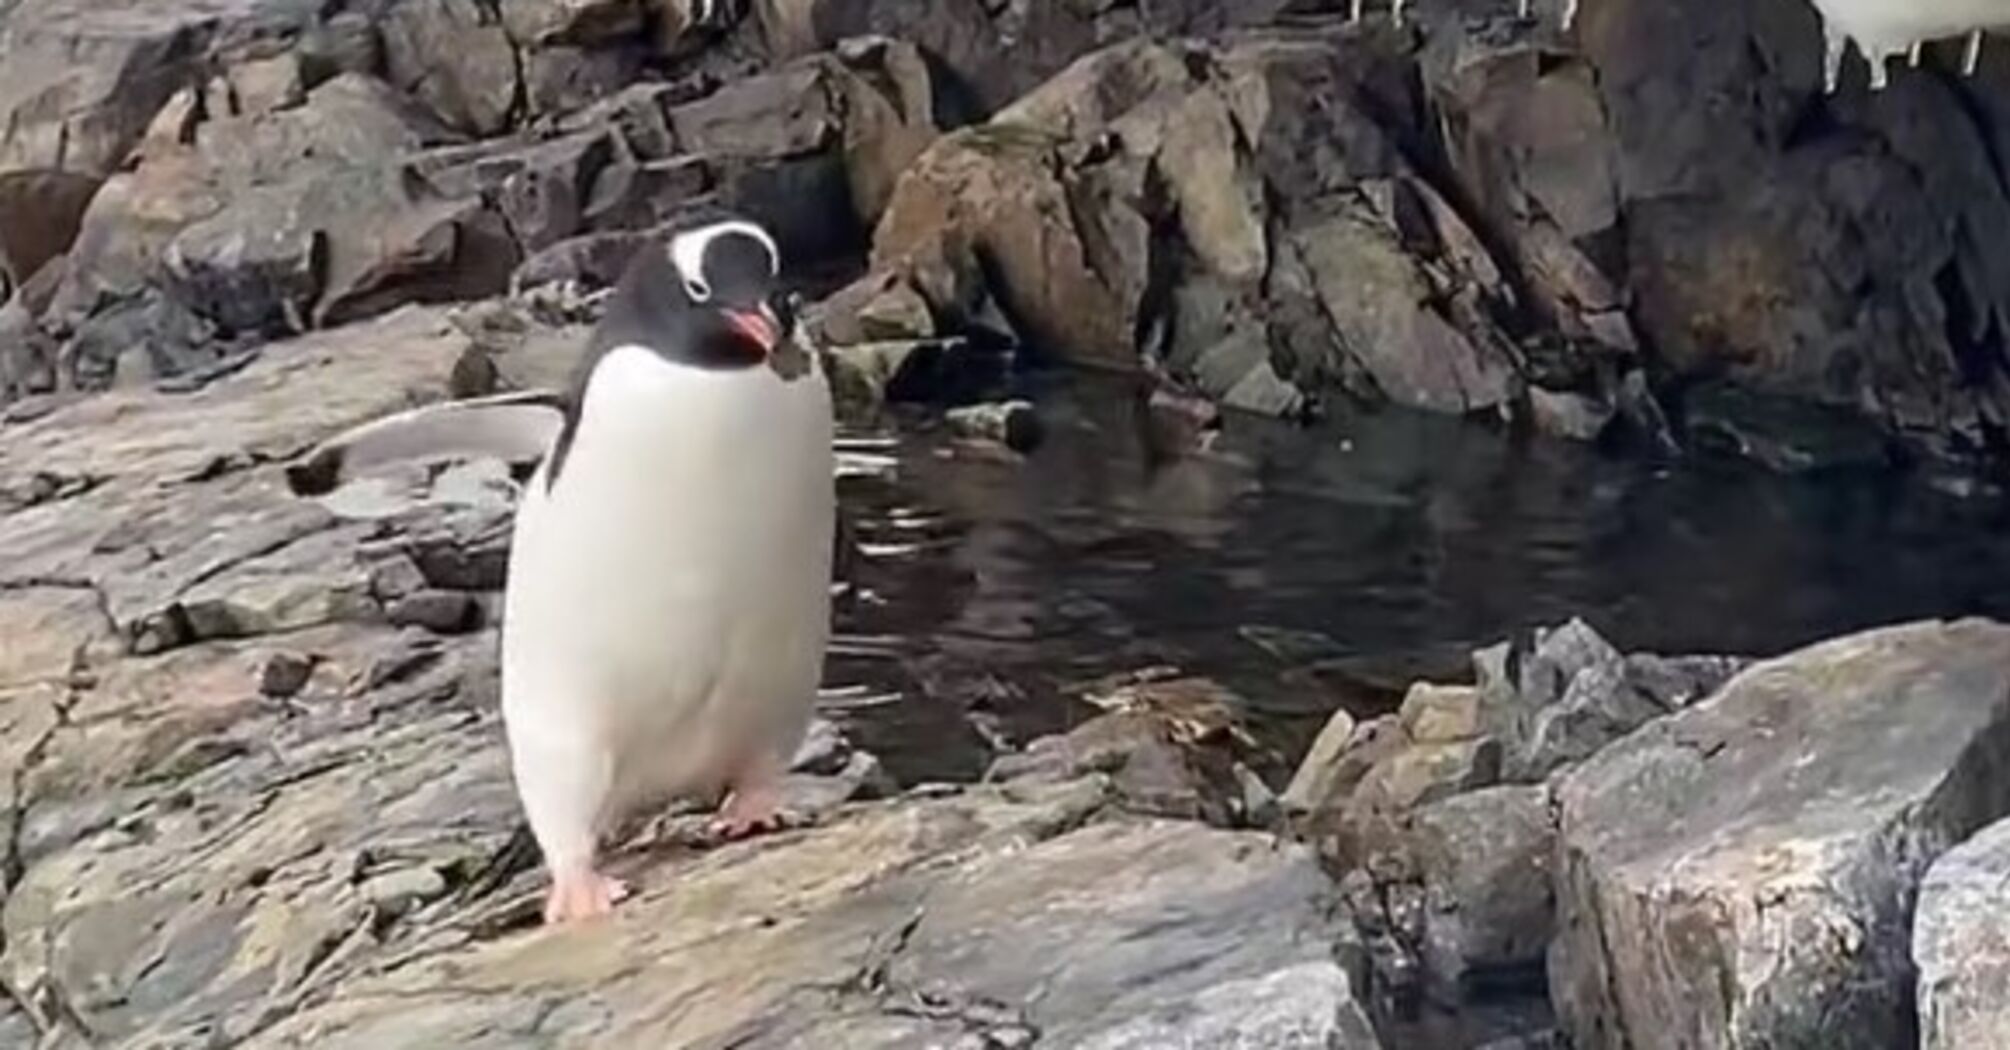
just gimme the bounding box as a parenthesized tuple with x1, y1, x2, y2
(543, 866, 629, 925)
(708, 769, 787, 841)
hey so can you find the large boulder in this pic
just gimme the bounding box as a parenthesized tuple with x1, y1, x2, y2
(1914, 815, 2010, 1050)
(868, 29, 1543, 420)
(1411, 0, 2010, 469)
(1549, 619, 2010, 1050)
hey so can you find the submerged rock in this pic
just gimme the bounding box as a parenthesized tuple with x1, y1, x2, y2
(1549, 618, 2010, 1050)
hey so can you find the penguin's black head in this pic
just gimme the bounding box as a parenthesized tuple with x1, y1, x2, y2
(662, 219, 789, 364)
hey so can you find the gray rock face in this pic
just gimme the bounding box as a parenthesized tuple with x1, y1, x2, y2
(1478, 617, 1745, 782)
(870, 31, 1525, 418)
(1410, 784, 1555, 990)
(1549, 619, 2010, 1050)
(1915, 816, 2010, 1050)
(238, 793, 1377, 1050)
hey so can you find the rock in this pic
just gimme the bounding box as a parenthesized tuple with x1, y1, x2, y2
(359, 865, 449, 917)
(380, 0, 523, 136)
(255, 651, 316, 698)
(53, 71, 505, 352)
(867, 29, 1532, 417)
(1073, 962, 1383, 1050)
(1282, 712, 1408, 820)
(813, 270, 937, 346)
(242, 784, 1373, 1049)
(1399, 682, 1483, 743)
(755, 0, 1290, 113)
(1409, 784, 1554, 990)
(0, 0, 312, 177)
(1341, 738, 1501, 847)
(874, 124, 1143, 370)
(1549, 619, 2010, 1050)
(0, 170, 105, 292)
(499, 0, 647, 45)
(822, 336, 1005, 421)
(1282, 196, 1521, 416)
(987, 711, 1239, 826)
(1474, 617, 1745, 783)
(1528, 386, 1616, 443)
(1916, 816, 2010, 1050)
(943, 400, 1042, 453)
(1280, 707, 1358, 814)
(384, 590, 478, 634)
(666, 50, 938, 259)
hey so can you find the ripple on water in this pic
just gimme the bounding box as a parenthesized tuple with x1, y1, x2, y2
(828, 371, 2010, 786)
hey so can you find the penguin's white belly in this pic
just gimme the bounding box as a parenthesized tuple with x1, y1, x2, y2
(500, 345, 833, 817)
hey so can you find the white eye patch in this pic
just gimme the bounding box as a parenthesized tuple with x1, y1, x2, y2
(668, 220, 779, 303)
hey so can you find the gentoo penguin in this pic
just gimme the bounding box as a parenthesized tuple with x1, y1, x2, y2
(291, 217, 834, 924)
(1807, 0, 2010, 90)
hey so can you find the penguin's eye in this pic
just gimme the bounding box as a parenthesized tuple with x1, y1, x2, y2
(683, 275, 712, 302)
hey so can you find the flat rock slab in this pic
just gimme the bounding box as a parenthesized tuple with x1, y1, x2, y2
(1915, 815, 2010, 1049)
(1550, 618, 2010, 1050)
(247, 783, 1376, 1050)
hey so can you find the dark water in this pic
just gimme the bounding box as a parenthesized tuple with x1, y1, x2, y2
(826, 370, 2010, 785)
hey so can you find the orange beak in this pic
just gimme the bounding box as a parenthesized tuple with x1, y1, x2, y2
(722, 306, 780, 355)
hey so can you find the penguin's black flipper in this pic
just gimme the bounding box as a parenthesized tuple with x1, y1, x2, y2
(287, 390, 567, 496)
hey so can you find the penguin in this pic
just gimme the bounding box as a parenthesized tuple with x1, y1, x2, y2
(290, 216, 834, 924)
(1807, 0, 2010, 92)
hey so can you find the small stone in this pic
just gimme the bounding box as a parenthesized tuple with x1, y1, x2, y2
(790, 716, 851, 776)
(1398, 682, 1483, 743)
(1283, 712, 1405, 818)
(1280, 707, 1356, 813)
(257, 651, 315, 698)
(368, 555, 430, 602)
(1353, 740, 1500, 817)
(386, 590, 477, 634)
(361, 867, 448, 918)
(1234, 762, 1280, 826)
(944, 400, 1043, 453)
(1528, 386, 1615, 442)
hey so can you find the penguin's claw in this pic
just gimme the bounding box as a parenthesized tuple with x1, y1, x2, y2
(708, 778, 788, 841)
(543, 869, 629, 924)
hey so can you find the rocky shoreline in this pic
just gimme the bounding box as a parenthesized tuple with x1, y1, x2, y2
(6, 0, 2010, 1047)
(6, 303, 2010, 1046)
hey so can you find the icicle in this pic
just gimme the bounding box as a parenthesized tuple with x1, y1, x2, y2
(1518, 0, 1532, 18)
(1868, 50, 1891, 90)
(1563, 0, 1580, 31)
(1909, 40, 1924, 67)
(1350, 0, 1364, 23)
(1964, 28, 1985, 76)
(1393, 0, 1407, 27)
